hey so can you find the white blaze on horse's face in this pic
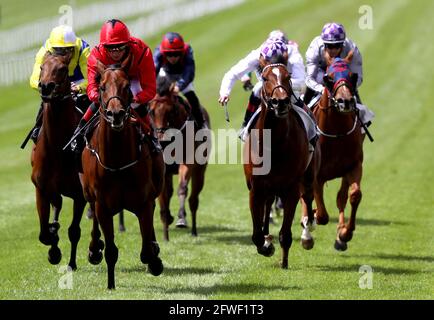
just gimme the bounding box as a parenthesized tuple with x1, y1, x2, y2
(272, 68, 285, 93)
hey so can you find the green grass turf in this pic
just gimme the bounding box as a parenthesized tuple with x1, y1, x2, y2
(0, 0, 432, 299)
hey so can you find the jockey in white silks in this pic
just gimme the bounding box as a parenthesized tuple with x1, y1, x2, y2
(218, 30, 316, 145)
(303, 22, 374, 133)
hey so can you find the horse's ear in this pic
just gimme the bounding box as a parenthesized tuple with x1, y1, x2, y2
(323, 74, 334, 92)
(323, 50, 333, 66)
(121, 53, 133, 73)
(350, 72, 358, 90)
(259, 55, 268, 69)
(96, 59, 107, 75)
(344, 50, 354, 64)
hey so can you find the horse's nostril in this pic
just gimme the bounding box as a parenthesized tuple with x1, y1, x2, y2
(118, 110, 126, 118)
(106, 110, 113, 118)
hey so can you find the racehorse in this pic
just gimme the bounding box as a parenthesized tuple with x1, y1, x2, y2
(80, 55, 165, 289)
(312, 51, 363, 251)
(243, 59, 316, 268)
(30, 53, 86, 270)
(149, 76, 211, 241)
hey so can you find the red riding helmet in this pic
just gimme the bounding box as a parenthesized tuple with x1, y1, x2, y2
(160, 32, 185, 53)
(100, 19, 131, 46)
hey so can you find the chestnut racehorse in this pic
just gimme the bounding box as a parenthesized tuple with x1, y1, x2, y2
(31, 53, 86, 270)
(312, 51, 363, 251)
(244, 60, 316, 268)
(149, 76, 211, 241)
(80, 55, 165, 289)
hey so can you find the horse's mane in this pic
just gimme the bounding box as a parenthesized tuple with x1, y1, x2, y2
(156, 75, 176, 96)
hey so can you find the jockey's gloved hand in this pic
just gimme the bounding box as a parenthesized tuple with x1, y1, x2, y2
(242, 80, 254, 91)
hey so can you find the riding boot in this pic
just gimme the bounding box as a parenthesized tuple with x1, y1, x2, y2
(184, 91, 205, 129)
(239, 93, 261, 141)
(31, 103, 44, 144)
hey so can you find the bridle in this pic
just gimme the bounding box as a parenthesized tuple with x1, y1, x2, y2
(260, 63, 293, 112)
(151, 95, 192, 135)
(98, 67, 133, 127)
(39, 60, 72, 101)
(316, 78, 359, 138)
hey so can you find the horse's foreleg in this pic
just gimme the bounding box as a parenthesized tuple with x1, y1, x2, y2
(176, 164, 192, 228)
(138, 200, 163, 277)
(313, 179, 329, 225)
(67, 195, 86, 270)
(263, 196, 274, 235)
(96, 203, 118, 290)
(334, 177, 350, 251)
(250, 190, 274, 257)
(51, 194, 62, 225)
(188, 165, 206, 237)
(300, 171, 315, 250)
(118, 210, 125, 233)
(279, 186, 299, 269)
(159, 173, 174, 241)
(36, 188, 62, 264)
(339, 163, 362, 245)
(88, 212, 104, 265)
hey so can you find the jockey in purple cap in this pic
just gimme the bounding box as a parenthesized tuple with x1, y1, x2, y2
(218, 32, 310, 141)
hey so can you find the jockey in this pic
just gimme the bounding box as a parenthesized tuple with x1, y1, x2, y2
(71, 19, 160, 152)
(218, 31, 309, 140)
(153, 32, 206, 128)
(29, 25, 90, 143)
(303, 22, 374, 129)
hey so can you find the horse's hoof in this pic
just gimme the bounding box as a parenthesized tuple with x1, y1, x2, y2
(334, 239, 348, 251)
(167, 214, 174, 226)
(148, 257, 164, 276)
(301, 238, 314, 250)
(68, 262, 77, 271)
(119, 225, 126, 233)
(176, 218, 188, 228)
(48, 247, 62, 265)
(280, 260, 288, 269)
(314, 212, 329, 225)
(338, 228, 353, 242)
(257, 243, 275, 257)
(88, 250, 103, 265)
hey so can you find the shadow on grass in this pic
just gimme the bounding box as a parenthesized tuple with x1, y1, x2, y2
(144, 282, 301, 296)
(119, 265, 221, 276)
(315, 263, 428, 275)
(325, 217, 407, 226)
(339, 253, 434, 263)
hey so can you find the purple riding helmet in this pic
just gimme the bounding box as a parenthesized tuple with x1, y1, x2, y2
(321, 22, 346, 44)
(260, 39, 287, 61)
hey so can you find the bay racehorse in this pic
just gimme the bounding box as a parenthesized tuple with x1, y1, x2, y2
(30, 53, 86, 270)
(243, 58, 316, 268)
(149, 76, 211, 241)
(312, 51, 363, 251)
(80, 55, 165, 289)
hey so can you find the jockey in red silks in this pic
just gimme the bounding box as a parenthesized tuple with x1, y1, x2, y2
(153, 32, 206, 129)
(71, 19, 160, 153)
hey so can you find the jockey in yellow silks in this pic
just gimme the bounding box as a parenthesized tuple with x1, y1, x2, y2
(28, 25, 91, 143)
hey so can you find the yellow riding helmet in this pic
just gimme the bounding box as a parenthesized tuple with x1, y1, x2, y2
(47, 25, 77, 48)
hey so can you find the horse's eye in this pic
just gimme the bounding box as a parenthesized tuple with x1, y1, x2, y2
(271, 98, 279, 105)
(100, 86, 105, 92)
(283, 97, 290, 105)
(262, 76, 267, 82)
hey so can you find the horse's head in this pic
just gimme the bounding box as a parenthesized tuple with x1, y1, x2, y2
(39, 53, 71, 102)
(323, 51, 358, 113)
(97, 54, 133, 131)
(149, 75, 184, 139)
(260, 62, 293, 118)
